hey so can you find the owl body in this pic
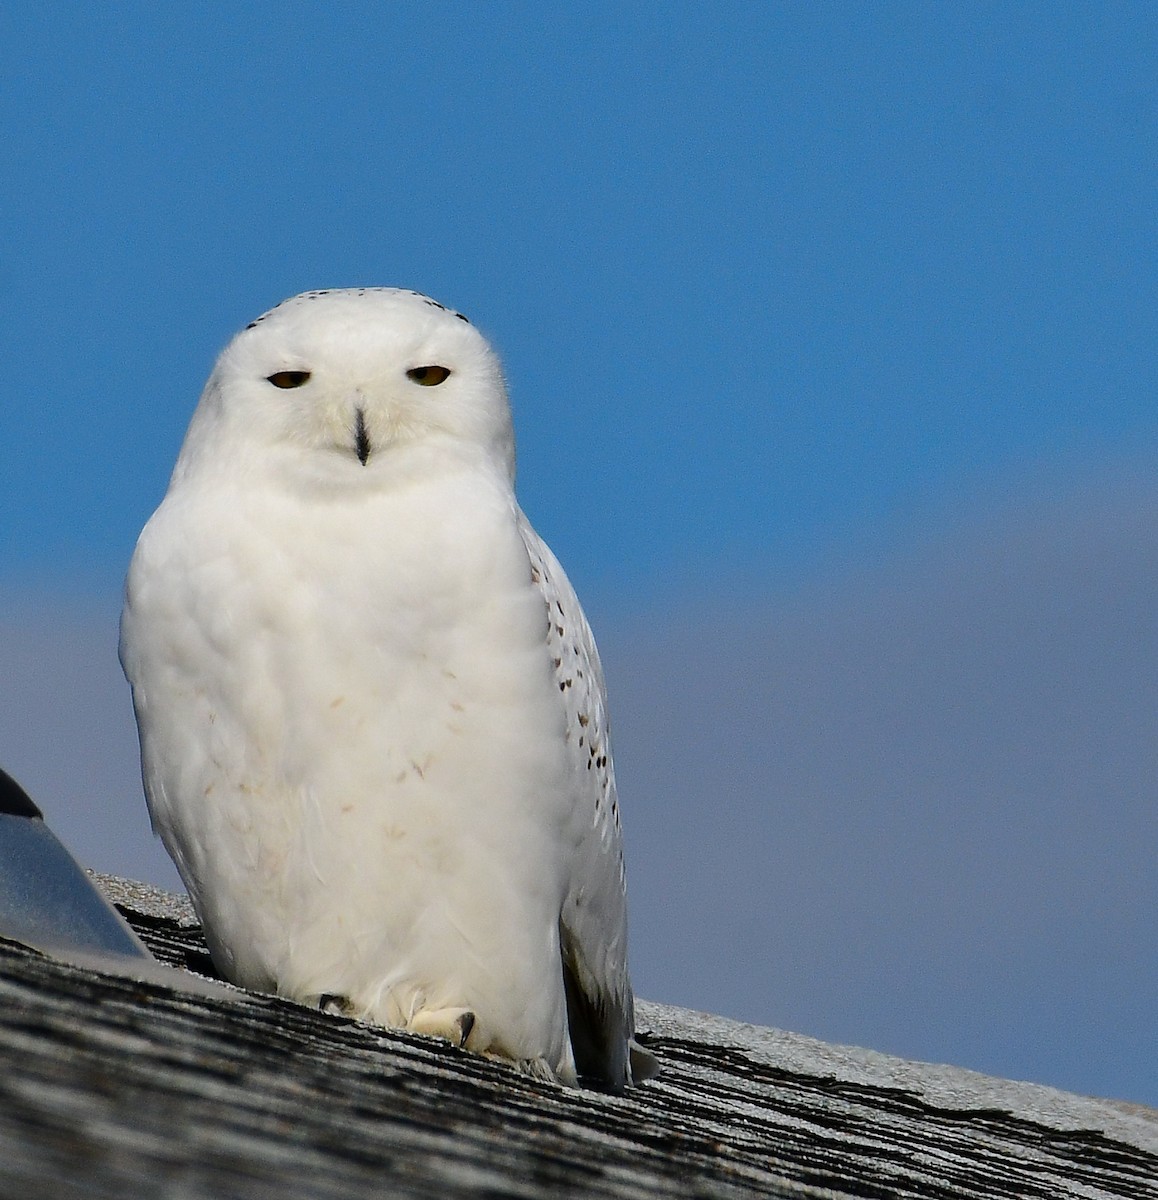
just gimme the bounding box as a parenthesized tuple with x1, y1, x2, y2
(121, 289, 652, 1087)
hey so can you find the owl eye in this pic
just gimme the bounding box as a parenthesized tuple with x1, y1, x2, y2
(406, 365, 451, 386)
(267, 370, 312, 389)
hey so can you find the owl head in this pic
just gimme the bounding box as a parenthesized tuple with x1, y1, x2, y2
(174, 288, 516, 491)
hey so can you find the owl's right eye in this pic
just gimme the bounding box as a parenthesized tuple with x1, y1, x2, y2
(267, 370, 312, 389)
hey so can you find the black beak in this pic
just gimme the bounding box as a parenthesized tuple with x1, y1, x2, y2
(354, 408, 370, 465)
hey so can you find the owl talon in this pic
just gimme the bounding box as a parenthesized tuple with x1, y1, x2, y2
(457, 1010, 476, 1046)
(409, 1005, 479, 1049)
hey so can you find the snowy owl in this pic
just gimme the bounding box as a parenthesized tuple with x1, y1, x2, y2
(120, 287, 656, 1089)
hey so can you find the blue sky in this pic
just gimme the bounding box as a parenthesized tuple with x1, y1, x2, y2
(3, 5, 1157, 1107)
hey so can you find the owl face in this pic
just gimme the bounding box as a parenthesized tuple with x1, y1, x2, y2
(177, 289, 515, 487)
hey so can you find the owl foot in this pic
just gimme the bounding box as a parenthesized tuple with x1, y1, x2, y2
(408, 1006, 477, 1048)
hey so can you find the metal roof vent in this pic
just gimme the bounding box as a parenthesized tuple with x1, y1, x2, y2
(0, 766, 152, 963)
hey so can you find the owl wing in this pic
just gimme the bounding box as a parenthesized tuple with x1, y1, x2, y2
(516, 510, 657, 1089)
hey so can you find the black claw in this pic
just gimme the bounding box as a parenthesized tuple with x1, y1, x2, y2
(458, 1011, 476, 1046)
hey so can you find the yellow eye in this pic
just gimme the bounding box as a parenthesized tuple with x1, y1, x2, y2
(406, 365, 451, 386)
(267, 370, 311, 388)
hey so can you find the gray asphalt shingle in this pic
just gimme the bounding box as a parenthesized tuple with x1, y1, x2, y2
(0, 875, 1152, 1199)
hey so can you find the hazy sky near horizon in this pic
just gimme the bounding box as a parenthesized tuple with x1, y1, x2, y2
(2, 4, 1156, 1107)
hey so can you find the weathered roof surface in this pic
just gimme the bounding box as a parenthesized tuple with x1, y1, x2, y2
(0, 875, 1152, 1200)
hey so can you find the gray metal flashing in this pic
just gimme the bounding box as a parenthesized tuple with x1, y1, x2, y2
(0, 769, 151, 965)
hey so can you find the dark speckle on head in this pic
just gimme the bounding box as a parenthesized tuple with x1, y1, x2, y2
(417, 294, 471, 323)
(247, 287, 469, 331)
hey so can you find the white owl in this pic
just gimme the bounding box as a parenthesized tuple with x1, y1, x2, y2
(120, 288, 656, 1089)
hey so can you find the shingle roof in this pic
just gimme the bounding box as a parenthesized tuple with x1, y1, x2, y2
(0, 873, 1154, 1200)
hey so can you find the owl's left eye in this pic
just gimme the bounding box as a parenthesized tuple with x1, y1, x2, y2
(267, 370, 312, 389)
(406, 365, 451, 386)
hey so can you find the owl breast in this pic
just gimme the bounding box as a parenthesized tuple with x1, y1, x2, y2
(122, 459, 576, 1069)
